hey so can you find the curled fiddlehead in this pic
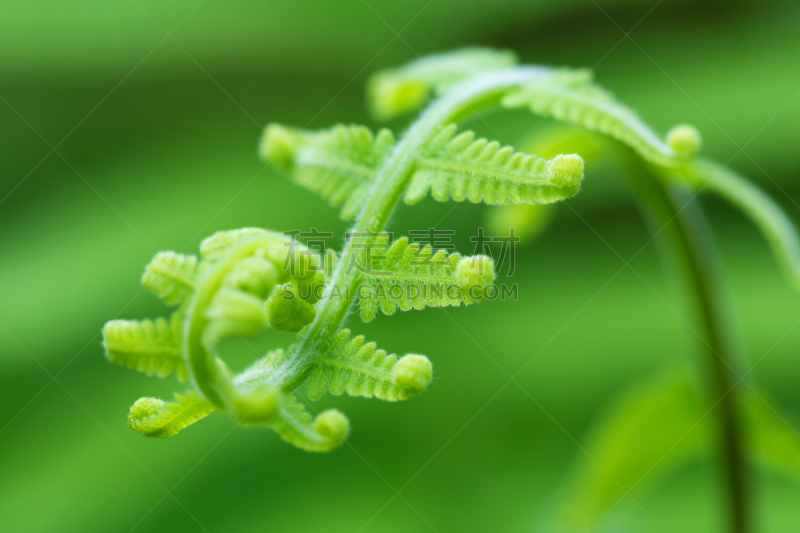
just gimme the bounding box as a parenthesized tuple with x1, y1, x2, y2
(105, 48, 603, 452)
(106, 229, 327, 442)
(271, 397, 349, 453)
(128, 390, 214, 438)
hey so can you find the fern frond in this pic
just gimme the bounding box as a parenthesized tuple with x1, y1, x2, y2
(357, 236, 495, 322)
(102, 315, 186, 381)
(673, 159, 800, 291)
(368, 48, 518, 120)
(307, 329, 433, 401)
(271, 396, 349, 452)
(260, 123, 395, 220)
(502, 71, 700, 168)
(141, 251, 198, 305)
(405, 125, 584, 206)
(128, 390, 215, 438)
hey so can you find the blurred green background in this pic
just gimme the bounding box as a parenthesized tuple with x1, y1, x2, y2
(1, 0, 799, 531)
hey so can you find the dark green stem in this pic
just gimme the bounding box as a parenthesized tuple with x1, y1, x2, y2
(627, 161, 748, 533)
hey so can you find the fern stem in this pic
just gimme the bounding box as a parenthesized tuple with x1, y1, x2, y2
(628, 161, 748, 533)
(273, 68, 553, 391)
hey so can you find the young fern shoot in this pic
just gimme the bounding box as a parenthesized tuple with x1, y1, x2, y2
(102, 49, 590, 451)
(106, 49, 800, 468)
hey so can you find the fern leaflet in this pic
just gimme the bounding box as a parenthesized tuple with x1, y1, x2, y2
(141, 251, 197, 305)
(260, 123, 395, 220)
(128, 390, 215, 438)
(357, 236, 494, 322)
(102, 315, 186, 381)
(405, 124, 584, 205)
(307, 329, 433, 401)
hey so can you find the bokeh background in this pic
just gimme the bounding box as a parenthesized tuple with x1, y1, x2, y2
(1, 0, 799, 532)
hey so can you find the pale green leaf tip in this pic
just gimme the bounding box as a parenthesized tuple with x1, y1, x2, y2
(666, 124, 702, 159)
(128, 397, 167, 436)
(393, 354, 433, 393)
(548, 153, 585, 189)
(368, 74, 430, 122)
(314, 409, 350, 445)
(259, 123, 297, 168)
(366, 48, 517, 121)
(456, 255, 495, 293)
(129, 391, 214, 438)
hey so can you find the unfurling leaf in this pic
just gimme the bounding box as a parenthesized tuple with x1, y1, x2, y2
(356, 236, 495, 322)
(271, 396, 349, 452)
(223, 256, 280, 299)
(128, 390, 215, 438)
(225, 383, 281, 425)
(404, 125, 584, 206)
(307, 329, 432, 401)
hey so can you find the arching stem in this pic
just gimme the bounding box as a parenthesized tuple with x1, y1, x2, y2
(627, 160, 748, 533)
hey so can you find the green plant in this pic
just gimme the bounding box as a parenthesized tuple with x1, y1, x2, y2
(103, 49, 800, 531)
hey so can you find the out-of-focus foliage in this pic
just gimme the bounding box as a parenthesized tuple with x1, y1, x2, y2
(555, 371, 800, 532)
(2, 1, 800, 532)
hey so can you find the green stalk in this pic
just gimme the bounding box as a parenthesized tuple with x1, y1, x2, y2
(627, 159, 748, 533)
